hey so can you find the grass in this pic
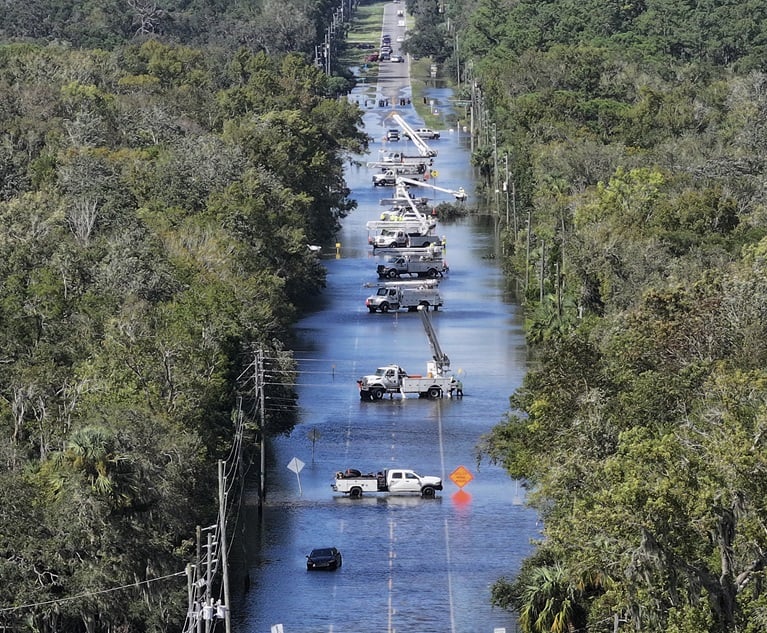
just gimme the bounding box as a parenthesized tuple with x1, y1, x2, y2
(339, 0, 385, 78)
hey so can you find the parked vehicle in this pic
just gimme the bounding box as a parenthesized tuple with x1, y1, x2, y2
(370, 228, 439, 249)
(385, 129, 400, 142)
(357, 307, 456, 400)
(357, 363, 455, 399)
(403, 128, 440, 140)
(365, 281, 442, 313)
(306, 547, 342, 570)
(332, 468, 443, 498)
(390, 55, 404, 63)
(376, 253, 446, 279)
(365, 53, 379, 62)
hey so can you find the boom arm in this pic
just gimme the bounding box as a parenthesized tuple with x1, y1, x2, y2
(391, 114, 437, 158)
(418, 306, 450, 374)
(395, 177, 468, 201)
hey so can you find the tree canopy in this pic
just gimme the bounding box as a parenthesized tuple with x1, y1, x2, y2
(444, 0, 767, 631)
(0, 29, 366, 632)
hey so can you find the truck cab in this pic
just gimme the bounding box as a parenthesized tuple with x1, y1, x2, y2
(387, 470, 432, 493)
(374, 366, 407, 388)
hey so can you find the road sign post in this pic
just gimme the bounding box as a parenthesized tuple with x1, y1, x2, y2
(287, 457, 305, 495)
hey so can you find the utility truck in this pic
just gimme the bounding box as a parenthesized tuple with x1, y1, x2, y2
(366, 177, 465, 235)
(365, 281, 442, 313)
(357, 307, 456, 399)
(377, 254, 446, 279)
(332, 468, 443, 498)
(373, 168, 426, 186)
(370, 228, 440, 249)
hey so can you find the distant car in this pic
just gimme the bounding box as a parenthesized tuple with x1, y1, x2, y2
(386, 129, 400, 141)
(306, 547, 342, 570)
(390, 55, 404, 63)
(396, 35, 405, 42)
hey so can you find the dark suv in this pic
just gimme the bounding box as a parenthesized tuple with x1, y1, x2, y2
(386, 129, 400, 141)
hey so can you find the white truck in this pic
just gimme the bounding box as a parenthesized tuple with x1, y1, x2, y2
(365, 282, 442, 313)
(376, 254, 447, 279)
(373, 168, 426, 186)
(357, 364, 455, 399)
(358, 307, 456, 400)
(403, 127, 440, 140)
(370, 228, 440, 249)
(332, 468, 443, 498)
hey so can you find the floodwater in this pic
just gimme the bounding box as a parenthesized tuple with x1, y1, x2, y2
(229, 14, 539, 633)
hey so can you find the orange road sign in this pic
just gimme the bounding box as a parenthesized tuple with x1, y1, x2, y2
(450, 465, 474, 488)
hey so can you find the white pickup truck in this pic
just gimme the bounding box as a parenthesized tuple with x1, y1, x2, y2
(357, 363, 455, 400)
(365, 283, 442, 313)
(332, 468, 443, 498)
(403, 127, 440, 140)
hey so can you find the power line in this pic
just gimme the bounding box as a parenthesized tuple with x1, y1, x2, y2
(0, 571, 186, 614)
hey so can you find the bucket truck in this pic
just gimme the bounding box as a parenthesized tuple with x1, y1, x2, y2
(357, 306, 456, 400)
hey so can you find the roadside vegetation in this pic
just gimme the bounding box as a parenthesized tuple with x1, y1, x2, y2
(0, 3, 367, 631)
(411, 1, 767, 631)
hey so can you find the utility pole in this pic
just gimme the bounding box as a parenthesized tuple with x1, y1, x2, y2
(218, 461, 232, 633)
(492, 123, 499, 215)
(525, 211, 531, 293)
(539, 240, 546, 303)
(504, 153, 509, 227)
(258, 349, 266, 507)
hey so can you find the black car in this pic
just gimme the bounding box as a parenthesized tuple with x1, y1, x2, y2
(306, 547, 342, 570)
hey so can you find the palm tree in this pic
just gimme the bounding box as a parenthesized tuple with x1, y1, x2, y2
(42, 425, 138, 506)
(518, 563, 582, 633)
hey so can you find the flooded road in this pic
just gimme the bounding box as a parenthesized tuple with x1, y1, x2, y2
(230, 14, 538, 632)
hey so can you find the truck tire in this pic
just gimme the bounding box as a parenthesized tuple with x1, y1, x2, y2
(371, 387, 385, 400)
(350, 487, 363, 498)
(360, 391, 373, 401)
(419, 301, 430, 310)
(421, 486, 436, 498)
(387, 269, 398, 279)
(427, 386, 442, 399)
(380, 302, 390, 313)
(421, 241, 430, 247)
(427, 268, 438, 278)
(389, 242, 398, 248)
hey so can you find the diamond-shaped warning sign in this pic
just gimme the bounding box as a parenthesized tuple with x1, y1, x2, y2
(450, 465, 474, 488)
